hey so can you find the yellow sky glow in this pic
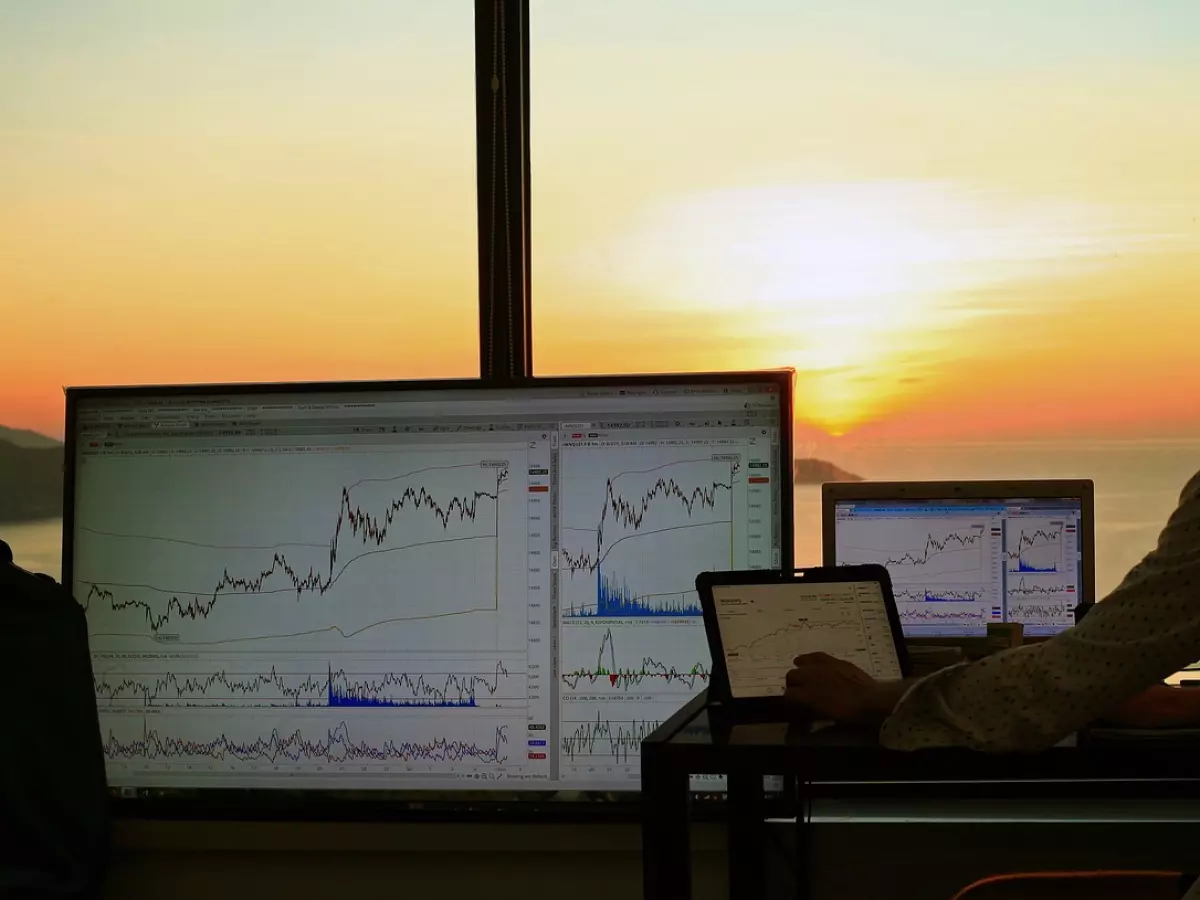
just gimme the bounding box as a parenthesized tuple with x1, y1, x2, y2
(2, 2, 1199, 443)
(548, 179, 1194, 434)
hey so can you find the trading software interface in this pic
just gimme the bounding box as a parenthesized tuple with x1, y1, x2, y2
(833, 498, 1084, 636)
(71, 381, 785, 791)
(711, 579, 903, 698)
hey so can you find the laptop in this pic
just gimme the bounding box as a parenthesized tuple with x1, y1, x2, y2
(822, 480, 1095, 638)
(696, 566, 910, 723)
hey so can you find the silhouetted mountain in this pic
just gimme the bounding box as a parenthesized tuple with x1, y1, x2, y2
(794, 457, 862, 485)
(0, 440, 63, 523)
(0, 425, 60, 449)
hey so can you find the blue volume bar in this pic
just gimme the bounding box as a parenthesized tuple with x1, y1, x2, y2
(94, 662, 508, 709)
(328, 683, 477, 708)
(561, 570, 703, 618)
(325, 664, 511, 708)
(920, 591, 982, 603)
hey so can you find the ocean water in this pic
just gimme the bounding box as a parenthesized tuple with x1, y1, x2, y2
(4, 518, 64, 581)
(3, 440, 1197, 599)
(794, 440, 1200, 597)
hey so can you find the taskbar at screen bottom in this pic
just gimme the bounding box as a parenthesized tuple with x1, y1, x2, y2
(104, 776, 786, 822)
(102, 781, 790, 823)
(103, 768, 724, 792)
(105, 772, 768, 801)
(105, 773, 779, 804)
(105, 767, 547, 792)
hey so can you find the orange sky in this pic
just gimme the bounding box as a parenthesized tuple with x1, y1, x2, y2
(2, 1, 1199, 442)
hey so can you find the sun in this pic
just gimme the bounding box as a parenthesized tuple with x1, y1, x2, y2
(586, 181, 994, 430)
(573, 178, 1120, 436)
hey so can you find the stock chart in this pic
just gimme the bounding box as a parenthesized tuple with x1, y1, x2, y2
(832, 496, 1085, 636)
(70, 380, 785, 792)
(556, 441, 772, 784)
(835, 517, 1002, 630)
(77, 444, 544, 786)
(712, 579, 903, 697)
(1004, 518, 1078, 629)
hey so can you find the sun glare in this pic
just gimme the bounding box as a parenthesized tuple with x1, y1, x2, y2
(576, 180, 1155, 434)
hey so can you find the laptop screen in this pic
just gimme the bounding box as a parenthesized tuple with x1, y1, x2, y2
(832, 496, 1086, 637)
(710, 579, 904, 699)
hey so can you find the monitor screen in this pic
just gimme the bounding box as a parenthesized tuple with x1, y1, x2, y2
(66, 375, 790, 794)
(831, 495, 1087, 637)
(710, 579, 903, 699)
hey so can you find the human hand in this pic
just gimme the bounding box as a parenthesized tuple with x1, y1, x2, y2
(784, 652, 884, 723)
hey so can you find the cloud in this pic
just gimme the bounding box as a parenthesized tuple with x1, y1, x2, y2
(578, 180, 1181, 313)
(566, 178, 1185, 433)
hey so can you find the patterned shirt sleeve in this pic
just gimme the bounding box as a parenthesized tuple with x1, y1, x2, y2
(879, 470, 1200, 752)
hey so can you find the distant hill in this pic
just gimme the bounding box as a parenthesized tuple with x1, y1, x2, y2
(0, 425, 60, 449)
(794, 457, 862, 485)
(0, 440, 63, 523)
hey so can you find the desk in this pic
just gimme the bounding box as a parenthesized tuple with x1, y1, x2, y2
(641, 694, 1200, 900)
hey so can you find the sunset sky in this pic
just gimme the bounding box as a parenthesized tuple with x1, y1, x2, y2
(3, 1, 1199, 443)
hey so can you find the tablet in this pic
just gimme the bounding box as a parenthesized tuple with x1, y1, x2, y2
(697, 566, 910, 710)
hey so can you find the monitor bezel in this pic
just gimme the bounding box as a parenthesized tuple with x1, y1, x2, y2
(820, 479, 1097, 610)
(62, 369, 795, 820)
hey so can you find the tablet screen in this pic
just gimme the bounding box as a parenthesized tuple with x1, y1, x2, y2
(710, 580, 903, 698)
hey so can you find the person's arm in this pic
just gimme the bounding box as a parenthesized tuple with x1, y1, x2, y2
(856, 678, 922, 724)
(849, 679, 1200, 729)
(878, 471, 1200, 752)
(1103, 683, 1200, 728)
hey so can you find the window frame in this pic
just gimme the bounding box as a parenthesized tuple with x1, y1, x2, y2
(475, 0, 533, 383)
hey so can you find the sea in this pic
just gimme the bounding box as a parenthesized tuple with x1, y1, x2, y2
(3, 440, 1197, 599)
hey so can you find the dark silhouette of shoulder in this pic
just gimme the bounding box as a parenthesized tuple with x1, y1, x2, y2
(0, 538, 64, 601)
(0, 537, 111, 896)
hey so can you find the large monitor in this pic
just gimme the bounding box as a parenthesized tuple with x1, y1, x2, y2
(65, 373, 792, 799)
(822, 480, 1094, 637)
